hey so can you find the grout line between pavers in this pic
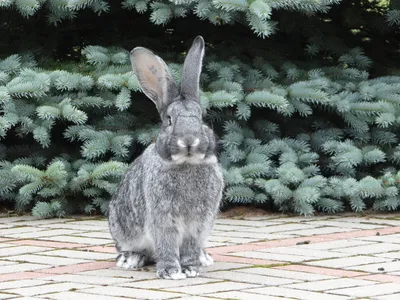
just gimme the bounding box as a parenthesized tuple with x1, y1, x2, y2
(0, 271, 52, 282)
(274, 264, 368, 278)
(355, 274, 400, 283)
(207, 226, 400, 255)
(35, 261, 116, 274)
(7, 239, 91, 249)
(2, 215, 400, 292)
(211, 254, 286, 266)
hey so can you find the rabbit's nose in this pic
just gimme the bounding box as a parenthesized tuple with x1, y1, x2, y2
(177, 135, 200, 148)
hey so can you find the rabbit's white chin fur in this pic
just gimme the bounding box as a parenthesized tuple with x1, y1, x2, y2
(170, 153, 217, 165)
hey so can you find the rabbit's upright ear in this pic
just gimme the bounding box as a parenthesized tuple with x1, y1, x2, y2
(130, 47, 178, 112)
(180, 36, 205, 100)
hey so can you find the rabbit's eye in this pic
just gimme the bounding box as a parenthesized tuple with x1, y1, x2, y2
(167, 116, 172, 126)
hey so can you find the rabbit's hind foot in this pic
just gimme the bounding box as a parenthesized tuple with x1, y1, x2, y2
(157, 266, 187, 280)
(116, 252, 148, 269)
(199, 250, 214, 267)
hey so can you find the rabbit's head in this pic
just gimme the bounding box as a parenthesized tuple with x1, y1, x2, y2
(130, 36, 216, 164)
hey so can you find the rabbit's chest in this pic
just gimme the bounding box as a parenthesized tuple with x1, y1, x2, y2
(146, 162, 222, 213)
(169, 166, 221, 205)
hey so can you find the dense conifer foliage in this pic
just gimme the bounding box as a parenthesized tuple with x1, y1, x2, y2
(1, 0, 400, 217)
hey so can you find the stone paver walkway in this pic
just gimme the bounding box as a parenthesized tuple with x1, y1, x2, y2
(1, 214, 400, 299)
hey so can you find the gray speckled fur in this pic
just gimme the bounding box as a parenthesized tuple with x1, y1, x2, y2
(108, 36, 224, 280)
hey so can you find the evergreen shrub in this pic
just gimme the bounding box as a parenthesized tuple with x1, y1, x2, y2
(1, 0, 400, 217)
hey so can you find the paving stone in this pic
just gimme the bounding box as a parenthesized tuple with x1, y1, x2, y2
(79, 246, 116, 253)
(0, 216, 41, 223)
(247, 286, 349, 300)
(285, 278, 374, 291)
(204, 261, 250, 272)
(79, 269, 157, 280)
(274, 216, 329, 222)
(236, 223, 316, 233)
(357, 274, 400, 284)
(208, 235, 260, 244)
(356, 234, 400, 244)
(277, 264, 366, 277)
(258, 246, 348, 259)
(8, 297, 46, 300)
(346, 261, 400, 273)
(236, 267, 336, 281)
(0, 260, 17, 266)
(304, 220, 386, 229)
(2, 214, 400, 300)
(375, 251, 400, 260)
(210, 231, 283, 240)
(215, 219, 274, 227)
(40, 249, 116, 260)
(44, 292, 126, 300)
(0, 246, 52, 257)
(83, 286, 181, 299)
(242, 216, 284, 221)
(0, 279, 50, 290)
(0, 263, 50, 274)
(340, 218, 400, 226)
(208, 291, 283, 299)
(297, 239, 376, 250)
(335, 242, 400, 254)
(289, 226, 354, 236)
(74, 231, 113, 239)
(306, 255, 389, 268)
(117, 277, 220, 289)
(0, 244, 16, 248)
(42, 274, 134, 285)
(0, 224, 12, 228)
(39, 235, 111, 245)
(166, 282, 260, 295)
(6, 229, 81, 239)
(0, 293, 18, 299)
(212, 254, 282, 265)
(328, 282, 400, 297)
(0, 271, 50, 282)
(4, 254, 89, 266)
(3, 219, 75, 226)
(204, 270, 300, 285)
(205, 241, 230, 247)
(231, 251, 309, 262)
(38, 223, 104, 231)
(0, 227, 47, 236)
(39, 261, 114, 274)
(390, 271, 400, 276)
(213, 224, 257, 231)
(375, 294, 400, 300)
(176, 297, 219, 300)
(67, 220, 108, 227)
(8, 239, 87, 249)
(5, 282, 94, 296)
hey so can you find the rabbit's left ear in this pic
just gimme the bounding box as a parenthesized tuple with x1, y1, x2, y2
(180, 36, 205, 101)
(130, 47, 178, 112)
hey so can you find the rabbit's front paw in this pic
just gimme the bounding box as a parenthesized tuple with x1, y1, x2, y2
(182, 266, 200, 278)
(157, 266, 186, 280)
(116, 252, 147, 269)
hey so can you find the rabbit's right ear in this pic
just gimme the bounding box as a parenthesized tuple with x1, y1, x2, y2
(130, 47, 178, 112)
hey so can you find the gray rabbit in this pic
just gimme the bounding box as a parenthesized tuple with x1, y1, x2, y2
(108, 36, 224, 280)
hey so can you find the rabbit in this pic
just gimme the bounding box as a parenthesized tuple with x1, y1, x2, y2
(108, 36, 224, 280)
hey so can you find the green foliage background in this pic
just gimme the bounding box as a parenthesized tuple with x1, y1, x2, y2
(1, 0, 400, 217)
